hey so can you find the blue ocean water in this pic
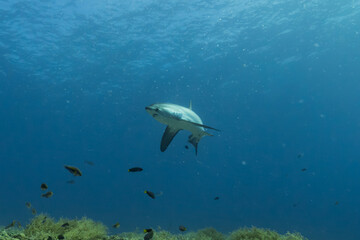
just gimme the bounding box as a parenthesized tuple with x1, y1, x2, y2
(1, 0, 360, 239)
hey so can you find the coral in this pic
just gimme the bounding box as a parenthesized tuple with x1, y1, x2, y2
(156, 230, 181, 240)
(281, 232, 308, 240)
(1, 215, 307, 240)
(195, 227, 226, 240)
(109, 231, 143, 240)
(228, 227, 307, 240)
(23, 214, 107, 240)
(0, 229, 26, 240)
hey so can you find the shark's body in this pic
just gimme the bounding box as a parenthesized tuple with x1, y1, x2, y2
(145, 103, 219, 154)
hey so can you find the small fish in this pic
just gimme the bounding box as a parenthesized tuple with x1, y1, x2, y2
(185, 145, 189, 149)
(31, 208, 37, 215)
(144, 231, 154, 240)
(61, 223, 69, 227)
(128, 167, 143, 172)
(297, 153, 304, 158)
(144, 190, 155, 199)
(301, 168, 307, 172)
(335, 201, 339, 205)
(144, 229, 153, 240)
(66, 180, 75, 184)
(112, 222, 120, 228)
(25, 202, 31, 208)
(84, 160, 94, 166)
(144, 228, 153, 233)
(5, 220, 16, 229)
(42, 191, 54, 198)
(179, 225, 187, 231)
(58, 234, 65, 239)
(64, 165, 82, 176)
(41, 183, 48, 191)
(214, 196, 220, 200)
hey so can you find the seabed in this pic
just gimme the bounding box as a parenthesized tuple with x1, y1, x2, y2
(0, 214, 308, 240)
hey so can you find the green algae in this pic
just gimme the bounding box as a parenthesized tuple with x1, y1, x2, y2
(195, 227, 226, 240)
(1, 215, 308, 240)
(23, 214, 107, 240)
(228, 227, 307, 240)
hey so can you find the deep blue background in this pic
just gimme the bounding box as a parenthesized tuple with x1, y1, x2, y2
(1, 1, 360, 239)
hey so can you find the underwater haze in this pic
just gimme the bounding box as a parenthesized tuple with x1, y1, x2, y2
(1, 0, 360, 239)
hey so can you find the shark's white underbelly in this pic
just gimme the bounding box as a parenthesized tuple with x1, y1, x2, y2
(154, 104, 206, 136)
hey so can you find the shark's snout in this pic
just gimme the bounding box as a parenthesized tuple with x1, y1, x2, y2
(145, 105, 160, 113)
(145, 105, 158, 117)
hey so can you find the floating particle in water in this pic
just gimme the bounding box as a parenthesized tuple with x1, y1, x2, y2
(214, 196, 220, 200)
(301, 168, 307, 172)
(297, 153, 304, 158)
(84, 160, 94, 166)
(25, 202, 31, 208)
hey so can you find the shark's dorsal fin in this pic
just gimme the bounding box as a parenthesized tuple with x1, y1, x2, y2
(189, 100, 192, 110)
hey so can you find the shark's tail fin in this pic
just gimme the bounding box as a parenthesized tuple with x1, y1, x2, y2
(203, 131, 213, 137)
(188, 134, 199, 155)
(188, 132, 211, 155)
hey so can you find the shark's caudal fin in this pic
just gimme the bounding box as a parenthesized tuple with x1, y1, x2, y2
(188, 134, 200, 155)
(188, 132, 212, 155)
(161, 126, 180, 152)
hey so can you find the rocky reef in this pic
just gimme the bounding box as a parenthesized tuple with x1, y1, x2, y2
(0, 215, 308, 240)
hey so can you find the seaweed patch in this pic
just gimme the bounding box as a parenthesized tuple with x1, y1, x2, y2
(0, 215, 308, 240)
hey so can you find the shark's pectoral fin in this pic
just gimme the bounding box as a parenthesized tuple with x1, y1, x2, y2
(179, 119, 220, 131)
(161, 126, 181, 152)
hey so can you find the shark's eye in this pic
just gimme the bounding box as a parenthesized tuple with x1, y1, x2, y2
(155, 108, 159, 112)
